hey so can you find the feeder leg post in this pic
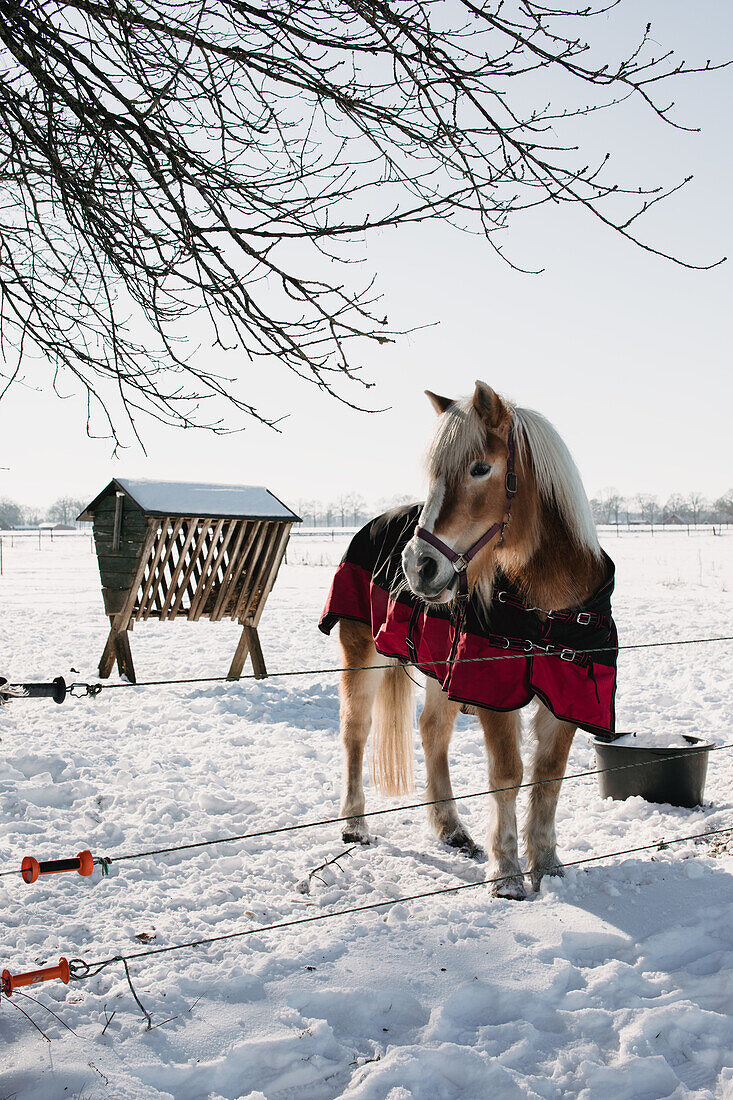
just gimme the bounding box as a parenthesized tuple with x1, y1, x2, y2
(227, 624, 267, 681)
(114, 627, 136, 683)
(98, 624, 117, 679)
(99, 617, 137, 683)
(247, 626, 267, 680)
(227, 624, 250, 680)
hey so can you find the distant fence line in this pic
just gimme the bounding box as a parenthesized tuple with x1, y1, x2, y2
(290, 523, 730, 540)
(0, 520, 728, 557)
(594, 523, 730, 537)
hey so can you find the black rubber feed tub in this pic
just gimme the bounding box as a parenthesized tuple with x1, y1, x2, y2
(592, 733, 712, 808)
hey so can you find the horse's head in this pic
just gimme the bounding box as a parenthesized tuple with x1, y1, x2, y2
(402, 380, 516, 603)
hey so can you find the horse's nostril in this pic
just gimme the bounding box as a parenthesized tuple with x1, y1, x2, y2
(417, 555, 438, 582)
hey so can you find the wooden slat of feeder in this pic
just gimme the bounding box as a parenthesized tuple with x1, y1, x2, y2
(195, 520, 232, 621)
(181, 524, 208, 611)
(249, 523, 292, 624)
(233, 522, 271, 621)
(230, 522, 270, 621)
(182, 522, 212, 607)
(235, 523, 279, 623)
(134, 520, 166, 620)
(188, 519, 226, 620)
(207, 521, 240, 622)
(136, 519, 168, 619)
(169, 520, 210, 619)
(246, 524, 290, 627)
(146, 523, 177, 619)
(211, 520, 251, 621)
(231, 526, 270, 622)
(159, 518, 201, 621)
(215, 520, 255, 621)
(222, 520, 261, 621)
(191, 518, 237, 621)
(169, 524, 189, 594)
(141, 518, 183, 620)
(136, 529, 160, 619)
(134, 519, 167, 620)
(139, 517, 178, 620)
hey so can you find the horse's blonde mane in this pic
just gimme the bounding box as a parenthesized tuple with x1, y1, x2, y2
(512, 404, 601, 557)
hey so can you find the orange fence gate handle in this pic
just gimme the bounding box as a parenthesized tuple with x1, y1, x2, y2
(21, 849, 94, 884)
(2, 957, 71, 996)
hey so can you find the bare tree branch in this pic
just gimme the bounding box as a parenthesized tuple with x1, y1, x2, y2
(0, 0, 727, 446)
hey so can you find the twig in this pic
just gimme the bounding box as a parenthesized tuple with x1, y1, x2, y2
(147, 1015, 178, 1031)
(101, 1005, 116, 1036)
(87, 1063, 109, 1085)
(121, 958, 152, 1030)
(298, 846, 357, 895)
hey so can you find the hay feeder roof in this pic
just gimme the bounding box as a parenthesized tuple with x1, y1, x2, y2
(79, 478, 299, 522)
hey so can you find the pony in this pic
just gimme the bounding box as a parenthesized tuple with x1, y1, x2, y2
(320, 381, 616, 899)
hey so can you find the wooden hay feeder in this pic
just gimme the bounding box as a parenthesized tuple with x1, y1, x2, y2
(79, 479, 300, 684)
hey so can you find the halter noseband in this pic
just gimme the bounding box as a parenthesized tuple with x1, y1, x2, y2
(414, 423, 517, 598)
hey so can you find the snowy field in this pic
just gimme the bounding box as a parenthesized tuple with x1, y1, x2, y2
(1, 527, 732, 1099)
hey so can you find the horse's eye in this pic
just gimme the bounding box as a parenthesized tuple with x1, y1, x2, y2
(470, 462, 491, 478)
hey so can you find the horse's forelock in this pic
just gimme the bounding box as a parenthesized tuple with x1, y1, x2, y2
(426, 396, 487, 483)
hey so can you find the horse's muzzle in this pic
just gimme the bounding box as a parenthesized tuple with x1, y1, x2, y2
(401, 538, 456, 602)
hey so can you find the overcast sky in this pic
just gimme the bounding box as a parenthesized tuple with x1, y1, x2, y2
(0, 1, 731, 513)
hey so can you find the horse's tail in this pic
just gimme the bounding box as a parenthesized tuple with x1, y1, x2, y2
(370, 660, 415, 797)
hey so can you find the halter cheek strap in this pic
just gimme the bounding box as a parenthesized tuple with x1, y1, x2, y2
(414, 424, 517, 597)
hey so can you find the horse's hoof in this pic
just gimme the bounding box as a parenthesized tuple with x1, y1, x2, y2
(444, 828, 481, 858)
(492, 875, 527, 901)
(455, 840, 486, 861)
(342, 826, 371, 846)
(530, 862, 565, 892)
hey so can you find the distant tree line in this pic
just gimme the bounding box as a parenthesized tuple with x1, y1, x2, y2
(294, 494, 417, 529)
(299, 489, 733, 528)
(0, 496, 86, 529)
(2, 488, 731, 532)
(589, 490, 733, 527)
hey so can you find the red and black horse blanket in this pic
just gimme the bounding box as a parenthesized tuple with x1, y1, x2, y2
(319, 504, 618, 735)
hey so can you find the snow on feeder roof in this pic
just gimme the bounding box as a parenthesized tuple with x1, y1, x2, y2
(79, 478, 298, 522)
(79, 478, 300, 685)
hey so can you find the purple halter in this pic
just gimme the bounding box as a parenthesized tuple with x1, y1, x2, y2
(414, 423, 517, 597)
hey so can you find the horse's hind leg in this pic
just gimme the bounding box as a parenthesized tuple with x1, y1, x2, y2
(421, 678, 478, 856)
(478, 708, 525, 899)
(525, 702, 577, 891)
(338, 620, 384, 844)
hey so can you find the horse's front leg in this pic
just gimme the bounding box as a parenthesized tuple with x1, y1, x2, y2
(420, 678, 479, 855)
(525, 702, 577, 891)
(338, 620, 384, 844)
(478, 708, 525, 899)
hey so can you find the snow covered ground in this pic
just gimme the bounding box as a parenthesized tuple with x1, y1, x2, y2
(0, 527, 732, 1100)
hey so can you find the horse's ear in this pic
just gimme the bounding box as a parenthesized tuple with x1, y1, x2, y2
(425, 390, 454, 415)
(472, 380, 505, 426)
